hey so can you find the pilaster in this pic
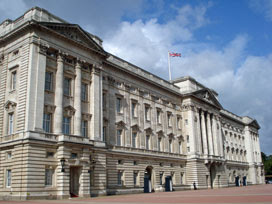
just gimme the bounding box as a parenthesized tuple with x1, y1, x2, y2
(54, 53, 64, 134)
(206, 112, 214, 156)
(201, 111, 208, 156)
(74, 60, 82, 136)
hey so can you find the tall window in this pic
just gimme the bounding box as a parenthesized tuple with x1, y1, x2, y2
(116, 97, 122, 113)
(117, 170, 124, 186)
(132, 132, 137, 148)
(180, 173, 184, 184)
(81, 83, 88, 101)
(146, 135, 150, 150)
(62, 117, 71, 134)
(159, 172, 164, 185)
(131, 101, 137, 117)
(167, 113, 172, 127)
(11, 71, 16, 90)
(64, 78, 71, 96)
(158, 137, 161, 151)
(103, 93, 106, 110)
(8, 113, 14, 135)
(145, 105, 150, 121)
(102, 126, 106, 141)
(157, 109, 161, 124)
(169, 139, 172, 153)
(177, 117, 181, 129)
(133, 171, 139, 186)
(45, 72, 53, 91)
(117, 129, 122, 146)
(81, 120, 88, 137)
(6, 169, 11, 187)
(179, 141, 182, 154)
(43, 113, 51, 133)
(45, 168, 54, 186)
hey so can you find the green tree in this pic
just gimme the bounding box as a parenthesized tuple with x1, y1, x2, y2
(262, 152, 272, 175)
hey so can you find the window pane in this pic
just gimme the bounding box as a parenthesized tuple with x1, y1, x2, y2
(6, 170, 11, 187)
(132, 132, 137, 148)
(63, 117, 71, 134)
(45, 169, 53, 186)
(81, 83, 87, 101)
(116, 98, 121, 113)
(81, 120, 87, 137)
(8, 113, 13, 134)
(64, 78, 71, 96)
(117, 130, 122, 146)
(43, 113, 51, 133)
(146, 135, 150, 150)
(45, 72, 52, 91)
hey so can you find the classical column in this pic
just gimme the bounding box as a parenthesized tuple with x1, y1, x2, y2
(217, 117, 224, 157)
(90, 64, 102, 141)
(212, 115, 219, 156)
(196, 109, 202, 154)
(206, 112, 214, 155)
(54, 53, 64, 134)
(74, 60, 82, 136)
(201, 111, 208, 155)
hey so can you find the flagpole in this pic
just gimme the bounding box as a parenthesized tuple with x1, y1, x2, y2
(168, 51, 172, 81)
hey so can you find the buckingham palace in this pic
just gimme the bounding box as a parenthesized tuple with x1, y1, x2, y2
(0, 7, 264, 200)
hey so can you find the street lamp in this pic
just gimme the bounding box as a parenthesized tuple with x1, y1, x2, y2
(60, 158, 65, 172)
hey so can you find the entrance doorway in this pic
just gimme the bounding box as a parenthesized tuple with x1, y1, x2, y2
(210, 163, 216, 189)
(70, 167, 81, 197)
(144, 166, 153, 193)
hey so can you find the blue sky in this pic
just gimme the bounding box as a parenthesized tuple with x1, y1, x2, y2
(0, 0, 272, 155)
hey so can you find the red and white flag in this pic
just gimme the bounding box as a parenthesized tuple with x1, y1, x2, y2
(169, 52, 181, 57)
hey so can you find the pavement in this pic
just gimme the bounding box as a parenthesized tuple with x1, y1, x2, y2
(1, 184, 272, 204)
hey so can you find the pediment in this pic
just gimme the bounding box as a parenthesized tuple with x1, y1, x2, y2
(39, 22, 105, 54)
(157, 130, 164, 136)
(145, 127, 153, 134)
(193, 89, 222, 109)
(63, 105, 75, 116)
(115, 120, 126, 128)
(131, 124, 140, 131)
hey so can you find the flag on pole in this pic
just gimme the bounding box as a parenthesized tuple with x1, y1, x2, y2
(169, 52, 181, 57)
(168, 51, 181, 80)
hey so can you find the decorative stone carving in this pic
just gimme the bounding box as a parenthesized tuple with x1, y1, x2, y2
(39, 43, 49, 55)
(44, 104, 56, 113)
(115, 120, 126, 128)
(82, 113, 92, 121)
(5, 100, 17, 111)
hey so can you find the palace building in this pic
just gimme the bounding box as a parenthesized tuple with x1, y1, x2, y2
(0, 7, 264, 200)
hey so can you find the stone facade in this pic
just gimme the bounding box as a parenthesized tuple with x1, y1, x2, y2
(0, 7, 264, 200)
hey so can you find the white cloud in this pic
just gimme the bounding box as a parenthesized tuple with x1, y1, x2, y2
(103, 4, 272, 154)
(249, 0, 272, 21)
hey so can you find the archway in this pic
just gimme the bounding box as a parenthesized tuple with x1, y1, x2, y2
(144, 166, 154, 193)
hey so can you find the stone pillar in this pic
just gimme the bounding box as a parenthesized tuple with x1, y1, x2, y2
(54, 53, 64, 134)
(206, 112, 214, 156)
(57, 146, 70, 199)
(90, 65, 102, 141)
(217, 117, 224, 157)
(32, 44, 48, 131)
(196, 109, 202, 154)
(79, 148, 91, 197)
(212, 115, 218, 156)
(201, 111, 208, 155)
(74, 61, 82, 136)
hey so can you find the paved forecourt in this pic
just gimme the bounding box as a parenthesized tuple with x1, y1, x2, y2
(1, 185, 272, 204)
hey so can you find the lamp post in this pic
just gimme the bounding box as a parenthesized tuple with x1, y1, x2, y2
(60, 158, 65, 172)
